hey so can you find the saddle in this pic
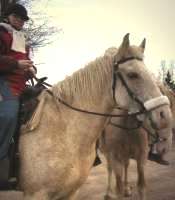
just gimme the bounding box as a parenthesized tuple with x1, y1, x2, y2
(19, 77, 48, 124)
(8, 77, 49, 188)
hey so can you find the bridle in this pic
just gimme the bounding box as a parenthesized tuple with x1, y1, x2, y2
(112, 56, 170, 116)
(112, 56, 147, 113)
(111, 56, 170, 144)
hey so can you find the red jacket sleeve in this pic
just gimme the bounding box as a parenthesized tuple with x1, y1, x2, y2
(0, 27, 18, 72)
(0, 55, 18, 72)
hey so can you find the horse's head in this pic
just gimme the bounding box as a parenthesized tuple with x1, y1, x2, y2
(112, 33, 172, 130)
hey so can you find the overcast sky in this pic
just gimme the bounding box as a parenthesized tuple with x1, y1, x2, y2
(31, 0, 175, 83)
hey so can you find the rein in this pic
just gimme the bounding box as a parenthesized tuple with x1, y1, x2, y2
(32, 71, 145, 118)
(32, 76, 141, 118)
(33, 76, 52, 87)
(33, 57, 168, 121)
(46, 89, 142, 118)
(36, 57, 147, 118)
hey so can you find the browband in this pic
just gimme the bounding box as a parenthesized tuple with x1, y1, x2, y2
(114, 57, 143, 69)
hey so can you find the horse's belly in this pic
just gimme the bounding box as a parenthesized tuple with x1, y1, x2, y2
(19, 130, 96, 197)
(19, 140, 94, 196)
(20, 159, 92, 198)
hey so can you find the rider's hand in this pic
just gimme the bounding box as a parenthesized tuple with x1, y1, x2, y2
(17, 60, 33, 71)
(28, 66, 37, 77)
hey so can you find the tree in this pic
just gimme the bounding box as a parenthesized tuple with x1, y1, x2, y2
(165, 71, 172, 85)
(165, 71, 175, 91)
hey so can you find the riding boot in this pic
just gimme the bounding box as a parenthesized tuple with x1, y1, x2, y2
(148, 148, 170, 165)
(0, 157, 11, 190)
(0, 157, 17, 190)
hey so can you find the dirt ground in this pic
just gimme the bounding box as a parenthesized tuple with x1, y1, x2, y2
(0, 146, 175, 200)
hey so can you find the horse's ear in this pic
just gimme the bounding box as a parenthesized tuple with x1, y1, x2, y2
(140, 38, 146, 52)
(121, 33, 130, 49)
(117, 33, 130, 57)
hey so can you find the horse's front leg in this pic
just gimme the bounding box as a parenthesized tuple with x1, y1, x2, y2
(104, 157, 116, 200)
(24, 190, 78, 200)
(105, 159, 124, 200)
(59, 190, 78, 200)
(113, 161, 124, 200)
(124, 160, 132, 197)
(137, 161, 146, 200)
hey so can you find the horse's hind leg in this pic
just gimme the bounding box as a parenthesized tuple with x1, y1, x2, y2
(137, 161, 146, 200)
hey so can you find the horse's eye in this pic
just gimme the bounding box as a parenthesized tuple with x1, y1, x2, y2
(127, 72, 139, 79)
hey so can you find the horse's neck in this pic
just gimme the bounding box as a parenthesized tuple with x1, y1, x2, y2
(54, 56, 114, 108)
(66, 87, 114, 149)
(53, 57, 114, 148)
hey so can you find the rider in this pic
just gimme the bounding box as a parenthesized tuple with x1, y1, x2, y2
(0, 3, 36, 187)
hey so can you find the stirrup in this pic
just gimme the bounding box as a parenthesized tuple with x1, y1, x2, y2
(0, 178, 17, 191)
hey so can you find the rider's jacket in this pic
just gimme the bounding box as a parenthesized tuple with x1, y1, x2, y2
(0, 22, 32, 97)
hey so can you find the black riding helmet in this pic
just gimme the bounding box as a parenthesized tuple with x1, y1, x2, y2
(4, 4, 29, 21)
